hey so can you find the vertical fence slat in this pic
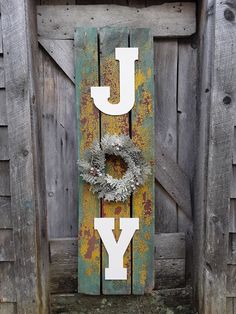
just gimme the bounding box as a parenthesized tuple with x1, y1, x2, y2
(99, 27, 131, 295)
(75, 27, 101, 295)
(130, 28, 155, 294)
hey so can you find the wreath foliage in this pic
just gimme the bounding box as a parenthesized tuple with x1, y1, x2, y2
(78, 134, 151, 202)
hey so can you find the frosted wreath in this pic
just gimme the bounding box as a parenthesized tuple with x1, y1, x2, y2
(78, 134, 151, 202)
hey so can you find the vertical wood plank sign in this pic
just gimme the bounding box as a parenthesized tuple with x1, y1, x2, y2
(75, 27, 155, 295)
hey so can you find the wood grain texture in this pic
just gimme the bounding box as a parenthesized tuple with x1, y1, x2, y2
(177, 40, 196, 284)
(154, 40, 178, 233)
(0, 89, 7, 126)
(0, 56, 5, 88)
(99, 27, 131, 295)
(203, 0, 236, 311)
(0, 16, 3, 55)
(0, 162, 10, 196)
(155, 138, 191, 219)
(228, 233, 236, 265)
(131, 28, 155, 294)
(230, 200, 236, 233)
(75, 27, 100, 295)
(154, 232, 185, 259)
(0, 262, 16, 302)
(192, 0, 214, 311)
(0, 197, 11, 228)
(226, 298, 236, 314)
(48, 233, 186, 294)
(155, 259, 185, 289)
(37, 3, 196, 39)
(0, 304, 16, 314)
(40, 48, 77, 238)
(39, 39, 75, 83)
(49, 238, 77, 294)
(2, 0, 40, 311)
(0, 127, 9, 160)
(0, 229, 14, 261)
(227, 265, 236, 297)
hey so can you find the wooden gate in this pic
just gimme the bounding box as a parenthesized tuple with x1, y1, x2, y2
(37, 3, 195, 299)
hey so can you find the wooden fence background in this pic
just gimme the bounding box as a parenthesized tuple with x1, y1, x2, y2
(0, 0, 235, 313)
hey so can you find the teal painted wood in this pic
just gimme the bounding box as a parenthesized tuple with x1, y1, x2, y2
(74, 27, 101, 295)
(130, 28, 155, 294)
(99, 27, 131, 295)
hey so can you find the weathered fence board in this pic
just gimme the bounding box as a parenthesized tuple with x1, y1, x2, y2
(0, 127, 9, 160)
(0, 56, 5, 88)
(0, 162, 10, 196)
(99, 27, 131, 295)
(0, 197, 11, 228)
(155, 138, 191, 219)
(0, 303, 16, 314)
(0, 229, 14, 261)
(154, 232, 185, 259)
(39, 39, 75, 83)
(154, 40, 178, 233)
(130, 28, 155, 294)
(75, 27, 101, 295)
(2, 0, 40, 311)
(230, 200, 236, 233)
(203, 0, 236, 311)
(40, 48, 77, 238)
(49, 238, 77, 294)
(0, 262, 16, 302)
(37, 4, 196, 39)
(0, 89, 7, 126)
(155, 259, 185, 289)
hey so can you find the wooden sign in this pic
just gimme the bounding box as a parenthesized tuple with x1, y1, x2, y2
(75, 27, 155, 295)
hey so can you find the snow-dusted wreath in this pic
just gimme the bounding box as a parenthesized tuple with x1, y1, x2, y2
(78, 134, 151, 202)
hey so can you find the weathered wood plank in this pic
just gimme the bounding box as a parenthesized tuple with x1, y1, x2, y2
(0, 17, 3, 55)
(0, 229, 14, 261)
(229, 200, 236, 233)
(40, 48, 77, 238)
(49, 238, 77, 294)
(39, 39, 74, 83)
(41, 0, 76, 3)
(131, 28, 155, 294)
(75, 27, 100, 295)
(2, 0, 40, 311)
(0, 197, 11, 228)
(228, 233, 236, 265)
(155, 138, 191, 219)
(193, 0, 214, 310)
(226, 298, 234, 314)
(99, 27, 131, 295)
(0, 161, 10, 196)
(0, 56, 5, 88)
(0, 304, 16, 314)
(37, 4, 196, 39)
(0, 262, 16, 302)
(204, 0, 236, 311)
(0, 127, 9, 160)
(177, 40, 196, 283)
(227, 265, 236, 297)
(155, 259, 185, 289)
(155, 232, 185, 259)
(0, 89, 7, 126)
(154, 40, 178, 233)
